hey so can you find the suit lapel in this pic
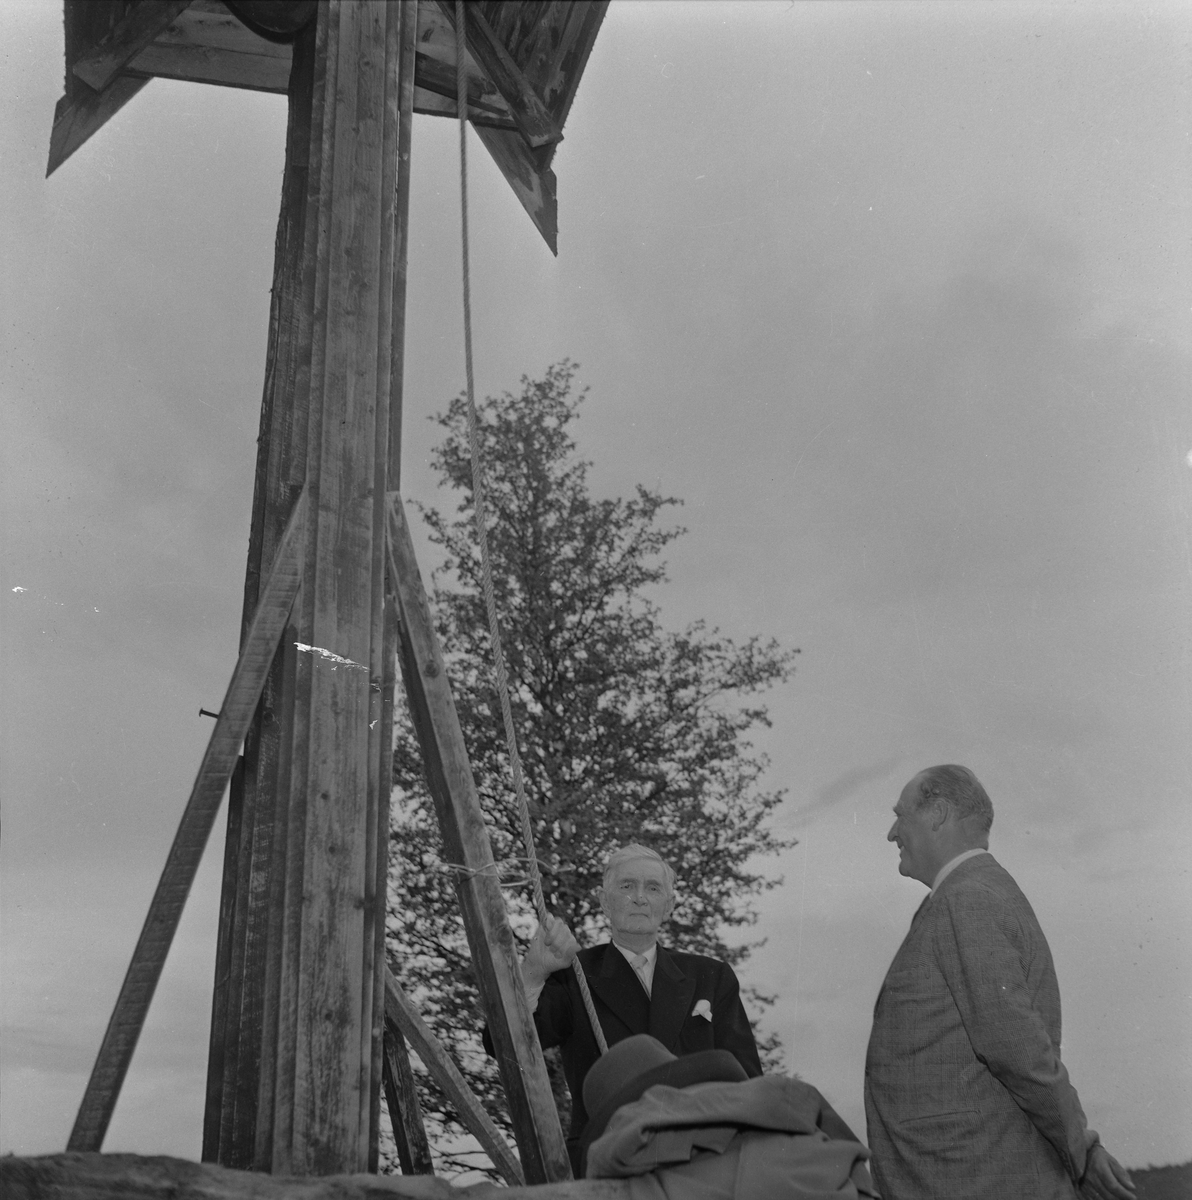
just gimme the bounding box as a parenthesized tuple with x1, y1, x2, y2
(648, 945, 696, 1051)
(588, 943, 650, 1035)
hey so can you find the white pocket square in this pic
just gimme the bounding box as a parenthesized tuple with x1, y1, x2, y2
(692, 999, 713, 1021)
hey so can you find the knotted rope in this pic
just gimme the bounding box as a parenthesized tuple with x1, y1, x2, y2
(455, 3, 607, 1056)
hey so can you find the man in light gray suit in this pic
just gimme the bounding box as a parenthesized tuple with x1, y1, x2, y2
(864, 765, 1136, 1200)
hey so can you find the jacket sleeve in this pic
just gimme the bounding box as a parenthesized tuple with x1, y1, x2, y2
(711, 962, 763, 1077)
(934, 885, 1093, 1183)
(530, 967, 576, 1051)
(482, 966, 575, 1058)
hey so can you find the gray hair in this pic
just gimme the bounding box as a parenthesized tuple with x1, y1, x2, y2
(602, 844, 675, 894)
(912, 765, 994, 832)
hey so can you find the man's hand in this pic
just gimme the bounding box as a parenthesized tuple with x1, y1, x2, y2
(1080, 1144, 1136, 1200)
(520, 914, 580, 990)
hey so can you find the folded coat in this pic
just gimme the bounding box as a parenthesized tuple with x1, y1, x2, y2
(586, 1074, 878, 1200)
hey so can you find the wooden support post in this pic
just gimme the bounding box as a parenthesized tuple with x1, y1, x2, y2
(202, 15, 320, 1168)
(386, 495, 572, 1184)
(381, 1022, 434, 1177)
(373, 0, 418, 1174)
(203, 0, 416, 1177)
(262, 0, 405, 1175)
(383, 967, 524, 1186)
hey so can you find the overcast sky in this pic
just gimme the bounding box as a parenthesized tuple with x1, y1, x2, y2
(3, 0, 1189, 1172)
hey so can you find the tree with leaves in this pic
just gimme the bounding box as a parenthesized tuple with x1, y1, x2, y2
(384, 361, 797, 1176)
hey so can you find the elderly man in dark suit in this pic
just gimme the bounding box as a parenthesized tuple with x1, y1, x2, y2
(865, 765, 1136, 1200)
(520, 843, 762, 1174)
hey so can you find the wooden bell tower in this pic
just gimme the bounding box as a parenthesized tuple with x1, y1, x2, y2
(49, 0, 606, 1183)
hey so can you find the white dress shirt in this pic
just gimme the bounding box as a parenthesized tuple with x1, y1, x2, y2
(614, 939, 658, 997)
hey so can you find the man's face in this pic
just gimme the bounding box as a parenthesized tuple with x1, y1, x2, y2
(887, 777, 940, 886)
(599, 857, 674, 945)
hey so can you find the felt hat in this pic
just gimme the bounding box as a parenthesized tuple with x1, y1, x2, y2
(579, 1034, 748, 1169)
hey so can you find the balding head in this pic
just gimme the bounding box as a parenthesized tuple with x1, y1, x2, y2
(909, 765, 994, 833)
(888, 766, 992, 886)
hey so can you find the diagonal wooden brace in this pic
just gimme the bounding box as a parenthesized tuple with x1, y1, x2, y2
(383, 968, 522, 1186)
(385, 493, 571, 1184)
(67, 488, 309, 1153)
(72, 1, 195, 92)
(435, 0, 562, 150)
(381, 1016, 434, 1177)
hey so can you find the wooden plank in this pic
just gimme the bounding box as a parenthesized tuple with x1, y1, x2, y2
(46, 73, 150, 177)
(535, 3, 610, 125)
(383, 968, 523, 1187)
(381, 1021, 435, 1176)
(71, 0, 194, 92)
(203, 16, 316, 1172)
(414, 3, 509, 117)
(385, 494, 571, 1184)
(412, 86, 517, 132)
(434, 1, 561, 149)
(370, 0, 419, 1174)
(261, 2, 409, 1174)
(127, 2, 292, 94)
(412, 52, 519, 128)
(202, 754, 246, 1162)
(246, 12, 326, 1169)
(129, 40, 290, 92)
(473, 125, 558, 256)
(480, 2, 610, 126)
(66, 488, 308, 1154)
(0, 1153, 634, 1200)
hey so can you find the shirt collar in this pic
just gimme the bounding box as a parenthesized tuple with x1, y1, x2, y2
(931, 847, 989, 893)
(612, 940, 658, 966)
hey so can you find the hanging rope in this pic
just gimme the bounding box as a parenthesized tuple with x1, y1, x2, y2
(454, 3, 608, 1056)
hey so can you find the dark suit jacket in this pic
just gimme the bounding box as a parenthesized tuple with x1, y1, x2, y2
(534, 941, 762, 1171)
(864, 854, 1096, 1200)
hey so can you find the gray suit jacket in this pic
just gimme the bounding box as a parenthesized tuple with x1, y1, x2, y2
(864, 854, 1097, 1200)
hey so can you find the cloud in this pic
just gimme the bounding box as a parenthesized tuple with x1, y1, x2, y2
(782, 756, 903, 827)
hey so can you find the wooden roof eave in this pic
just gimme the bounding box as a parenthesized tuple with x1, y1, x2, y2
(49, 0, 609, 252)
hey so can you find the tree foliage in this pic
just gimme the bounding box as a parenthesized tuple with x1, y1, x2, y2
(384, 362, 797, 1175)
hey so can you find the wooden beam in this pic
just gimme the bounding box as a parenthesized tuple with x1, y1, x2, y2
(67, 487, 309, 1154)
(127, 1, 292, 94)
(373, 0, 419, 1173)
(383, 968, 523, 1187)
(473, 126, 558, 256)
(46, 73, 150, 178)
(381, 1021, 435, 1176)
(0, 1154, 634, 1200)
(412, 85, 517, 131)
(202, 754, 247, 1162)
(434, 1, 561, 149)
(71, 0, 194, 92)
(385, 494, 571, 1184)
(481, 1, 610, 126)
(201, 14, 315, 1167)
(254, 2, 410, 1174)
